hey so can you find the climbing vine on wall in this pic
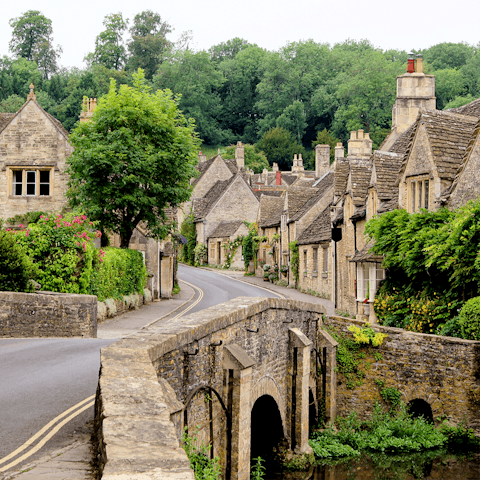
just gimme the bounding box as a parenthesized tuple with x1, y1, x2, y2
(222, 236, 244, 269)
(242, 222, 267, 272)
(180, 212, 197, 266)
(289, 240, 299, 285)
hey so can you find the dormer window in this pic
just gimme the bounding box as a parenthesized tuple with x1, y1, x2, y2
(408, 177, 430, 213)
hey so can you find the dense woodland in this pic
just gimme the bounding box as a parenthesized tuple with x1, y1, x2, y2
(2, 10, 480, 169)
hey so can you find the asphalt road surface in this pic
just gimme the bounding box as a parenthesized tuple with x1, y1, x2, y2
(0, 266, 281, 474)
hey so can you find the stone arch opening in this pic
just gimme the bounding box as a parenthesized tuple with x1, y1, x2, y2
(407, 398, 434, 423)
(250, 394, 284, 474)
(309, 388, 317, 433)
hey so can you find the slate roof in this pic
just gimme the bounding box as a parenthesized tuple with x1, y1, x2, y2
(349, 157, 373, 206)
(297, 205, 332, 245)
(372, 151, 403, 200)
(285, 187, 319, 221)
(388, 122, 417, 156)
(397, 109, 478, 182)
(193, 178, 232, 221)
(334, 158, 349, 198)
(209, 221, 244, 238)
(192, 154, 237, 185)
(289, 172, 334, 222)
(254, 189, 285, 200)
(0, 113, 15, 133)
(449, 97, 480, 118)
(350, 241, 384, 263)
(377, 198, 399, 214)
(258, 195, 285, 228)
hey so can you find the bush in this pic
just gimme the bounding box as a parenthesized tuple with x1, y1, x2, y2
(89, 247, 147, 301)
(0, 230, 35, 292)
(6, 213, 101, 294)
(458, 296, 480, 340)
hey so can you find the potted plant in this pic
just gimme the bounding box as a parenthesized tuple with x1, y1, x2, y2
(280, 265, 288, 276)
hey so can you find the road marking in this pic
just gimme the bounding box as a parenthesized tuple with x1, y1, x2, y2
(0, 396, 94, 471)
(170, 279, 204, 320)
(188, 265, 288, 299)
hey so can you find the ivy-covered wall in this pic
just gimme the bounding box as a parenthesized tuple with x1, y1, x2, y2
(323, 316, 480, 434)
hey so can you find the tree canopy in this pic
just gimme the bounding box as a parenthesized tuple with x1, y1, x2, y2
(67, 70, 200, 248)
(9, 10, 62, 79)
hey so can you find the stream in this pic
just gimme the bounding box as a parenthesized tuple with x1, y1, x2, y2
(268, 451, 480, 480)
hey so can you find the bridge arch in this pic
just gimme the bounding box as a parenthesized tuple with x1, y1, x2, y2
(250, 375, 287, 430)
(407, 398, 434, 423)
(401, 386, 442, 422)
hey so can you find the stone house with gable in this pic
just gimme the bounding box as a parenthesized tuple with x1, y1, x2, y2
(193, 172, 259, 266)
(206, 220, 249, 268)
(0, 85, 72, 220)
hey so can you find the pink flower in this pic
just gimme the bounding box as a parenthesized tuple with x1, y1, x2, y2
(25, 230, 29, 237)
(82, 215, 87, 220)
(19, 224, 24, 229)
(77, 242, 80, 246)
(40, 215, 44, 219)
(6, 228, 10, 232)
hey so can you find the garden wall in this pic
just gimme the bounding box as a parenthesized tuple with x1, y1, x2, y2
(0, 291, 97, 338)
(324, 315, 480, 434)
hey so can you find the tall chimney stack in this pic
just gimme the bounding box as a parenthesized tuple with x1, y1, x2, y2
(235, 141, 245, 169)
(315, 144, 330, 178)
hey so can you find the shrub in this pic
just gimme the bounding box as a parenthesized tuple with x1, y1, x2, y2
(89, 247, 146, 301)
(6, 213, 102, 294)
(0, 230, 35, 292)
(458, 296, 480, 340)
(194, 243, 207, 266)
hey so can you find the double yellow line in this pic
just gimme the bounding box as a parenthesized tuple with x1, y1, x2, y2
(0, 396, 94, 472)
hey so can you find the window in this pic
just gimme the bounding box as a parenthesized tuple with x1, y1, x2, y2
(323, 247, 328, 273)
(281, 215, 286, 232)
(303, 250, 308, 275)
(356, 262, 385, 302)
(408, 178, 430, 212)
(10, 168, 51, 197)
(313, 247, 318, 273)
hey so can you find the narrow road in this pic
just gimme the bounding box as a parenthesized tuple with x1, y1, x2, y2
(0, 266, 282, 476)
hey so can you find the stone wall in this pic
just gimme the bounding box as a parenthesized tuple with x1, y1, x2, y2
(95, 297, 326, 480)
(324, 315, 480, 434)
(0, 291, 97, 338)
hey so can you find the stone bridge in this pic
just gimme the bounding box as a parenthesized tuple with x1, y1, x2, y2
(94, 297, 480, 480)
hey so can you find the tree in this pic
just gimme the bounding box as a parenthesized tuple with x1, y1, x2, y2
(154, 50, 228, 145)
(127, 11, 172, 79)
(220, 144, 269, 173)
(312, 129, 341, 163)
(422, 42, 475, 70)
(86, 13, 128, 70)
(0, 94, 24, 113)
(9, 10, 62, 79)
(209, 38, 251, 63)
(67, 70, 200, 248)
(255, 127, 305, 170)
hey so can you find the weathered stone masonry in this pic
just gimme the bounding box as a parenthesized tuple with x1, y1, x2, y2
(0, 291, 97, 338)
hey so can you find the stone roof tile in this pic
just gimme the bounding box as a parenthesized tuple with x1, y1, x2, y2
(297, 205, 332, 245)
(258, 195, 285, 228)
(209, 220, 244, 238)
(0, 113, 15, 133)
(372, 151, 403, 200)
(193, 177, 232, 221)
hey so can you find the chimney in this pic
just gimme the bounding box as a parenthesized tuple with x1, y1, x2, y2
(315, 144, 330, 178)
(272, 162, 279, 173)
(292, 153, 304, 174)
(348, 130, 372, 157)
(407, 52, 415, 73)
(276, 170, 282, 185)
(198, 151, 207, 163)
(262, 168, 269, 184)
(334, 142, 345, 161)
(416, 54, 423, 73)
(235, 141, 245, 169)
(79, 97, 97, 122)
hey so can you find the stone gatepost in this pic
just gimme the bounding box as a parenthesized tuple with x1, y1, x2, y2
(318, 328, 339, 422)
(223, 344, 256, 480)
(289, 328, 313, 453)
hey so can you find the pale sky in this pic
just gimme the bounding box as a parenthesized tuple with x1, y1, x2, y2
(1, 0, 479, 69)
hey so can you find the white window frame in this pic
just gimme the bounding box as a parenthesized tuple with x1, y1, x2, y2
(356, 262, 385, 302)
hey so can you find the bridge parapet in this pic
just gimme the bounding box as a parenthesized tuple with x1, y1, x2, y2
(94, 296, 327, 480)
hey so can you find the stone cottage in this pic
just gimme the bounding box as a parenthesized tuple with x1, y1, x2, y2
(0, 85, 72, 219)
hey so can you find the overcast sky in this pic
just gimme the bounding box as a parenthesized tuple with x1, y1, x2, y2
(1, 0, 479, 69)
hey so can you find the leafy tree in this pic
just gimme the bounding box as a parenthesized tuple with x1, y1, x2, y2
(276, 100, 308, 143)
(444, 94, 477, 110)
(127, 10, 172, 79)
(154, 50, 228, 145)
(9, 10, 62, 79)
(0, 94, 24, 112)
(434, 68, 466, 110)
(220, 144, 269, 173)
(312, 128, 341, 163)
(86, 13, 128, 70)
(255, 127, 305, 170)
(218, 45, 268, 142)
(421, 42, 475, 70)
(209, 37, 251, 63)
(67, 70, 200, 248)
